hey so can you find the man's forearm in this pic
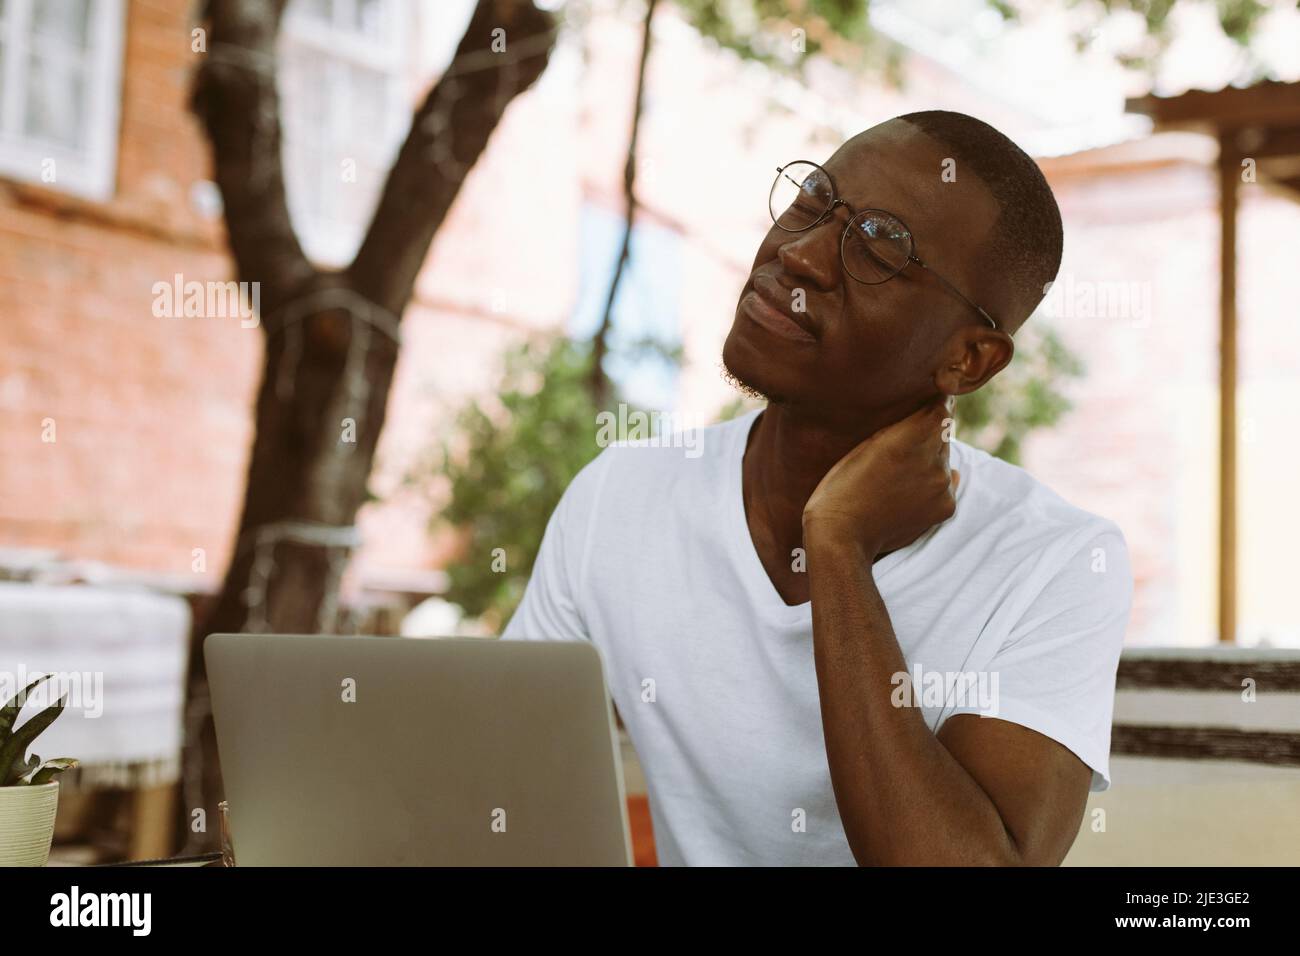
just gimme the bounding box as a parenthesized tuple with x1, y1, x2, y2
(806, 532, 1022, 866)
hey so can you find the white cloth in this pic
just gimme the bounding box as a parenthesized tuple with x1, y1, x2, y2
(504, 409, 1132, 866)
(0, 582, 189, 783)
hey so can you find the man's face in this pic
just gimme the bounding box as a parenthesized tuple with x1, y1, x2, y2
(721, 119, 1001, 427)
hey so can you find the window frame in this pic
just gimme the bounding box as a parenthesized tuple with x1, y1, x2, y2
(278, 0, 411, 265)
(0, 0, 126, 201)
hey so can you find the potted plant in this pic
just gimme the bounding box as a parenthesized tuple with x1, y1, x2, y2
(0, 675, 78, 866)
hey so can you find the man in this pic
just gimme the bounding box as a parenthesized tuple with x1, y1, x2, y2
(504, 110, 1132, 866)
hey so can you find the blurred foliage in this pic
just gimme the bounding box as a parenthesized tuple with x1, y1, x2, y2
(1089, 0, 1273, 44)
(408, 338, 610, 629)
(715, 393, 763, 422)
(954, 322, 1085, 464)
(1061, 0, 1277, 71)
(674, 0, 1279, 79)
(673, 0, 903, 77)
(416, 320, 1080, 627)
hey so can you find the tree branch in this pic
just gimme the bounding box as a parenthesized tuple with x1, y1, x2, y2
(349, 0, 556, 315)
(191, 0, 314, 311)
(590, 0, 659, 406)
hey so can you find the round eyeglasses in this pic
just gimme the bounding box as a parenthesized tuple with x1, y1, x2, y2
(768, 160, 999, 330)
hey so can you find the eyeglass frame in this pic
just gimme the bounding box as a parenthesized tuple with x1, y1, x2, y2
(769, 160, 1000, 331)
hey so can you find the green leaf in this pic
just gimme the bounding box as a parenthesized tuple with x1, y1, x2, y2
(0, 695, 67, 786)
(29, 758, 79, 786)
(413, 336, 609, 627)
(953, 322, 1083, 466)
(12, 753, 39, 782)
(0, 674, 51, 741)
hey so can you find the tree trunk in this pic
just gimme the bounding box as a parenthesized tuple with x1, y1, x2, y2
(178, 0, 554, 854)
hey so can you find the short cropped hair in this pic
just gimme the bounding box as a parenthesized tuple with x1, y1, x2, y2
(898, 110, 1062, 329)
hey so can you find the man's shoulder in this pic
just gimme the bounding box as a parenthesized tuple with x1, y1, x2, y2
(560, 408, 753, 513)
(595, 407, 754, 472)
(950, 438, 1126, 553)
(947, 440, 1132, 624)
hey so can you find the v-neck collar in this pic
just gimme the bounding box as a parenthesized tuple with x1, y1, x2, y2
(724, 408, 932, 629)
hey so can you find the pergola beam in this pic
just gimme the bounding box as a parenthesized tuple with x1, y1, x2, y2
(1128, 80, 1300, 130)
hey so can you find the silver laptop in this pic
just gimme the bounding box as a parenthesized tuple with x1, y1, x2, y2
(205, 633, 632, 866)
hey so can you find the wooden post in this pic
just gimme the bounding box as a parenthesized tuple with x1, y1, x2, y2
(129, 783, 179, 862)
(1217, 133, 1238, 645)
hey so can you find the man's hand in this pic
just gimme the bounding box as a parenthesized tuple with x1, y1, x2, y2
(801, 394, 1093, 865)
(803, 395, 959, 557)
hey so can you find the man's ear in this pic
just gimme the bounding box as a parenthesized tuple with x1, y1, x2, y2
(932, 328, 1014, 396)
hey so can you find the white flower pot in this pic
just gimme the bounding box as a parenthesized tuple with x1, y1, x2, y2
(0, 782, 60, 867)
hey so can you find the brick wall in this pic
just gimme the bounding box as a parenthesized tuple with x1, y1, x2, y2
(0, 0, 255, 583)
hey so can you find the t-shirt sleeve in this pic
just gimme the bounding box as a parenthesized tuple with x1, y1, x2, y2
(942, 526, 1132, 791)
(500, 450, 610, 643)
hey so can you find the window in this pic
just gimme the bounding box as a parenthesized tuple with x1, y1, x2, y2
(571, 202, 684, 411)
(279, 0, 410, 265)
(0, 0, 125, 200)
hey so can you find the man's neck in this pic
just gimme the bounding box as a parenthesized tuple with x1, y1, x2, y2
(741, 401, 910, 604)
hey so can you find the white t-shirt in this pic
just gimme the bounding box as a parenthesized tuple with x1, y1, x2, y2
(503, 409, 1132, 866)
